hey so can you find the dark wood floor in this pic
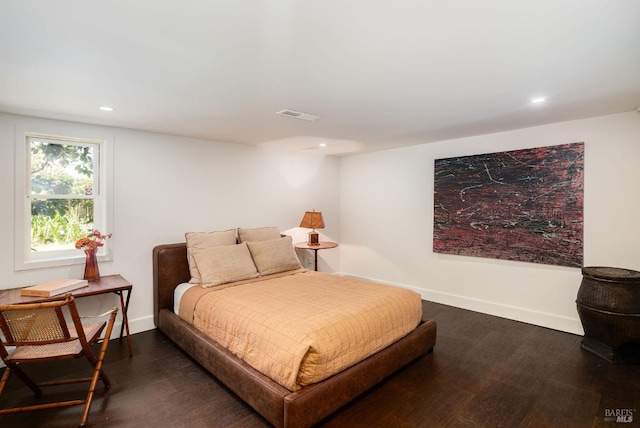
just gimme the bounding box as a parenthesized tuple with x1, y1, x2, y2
(1, 301, 639, 427)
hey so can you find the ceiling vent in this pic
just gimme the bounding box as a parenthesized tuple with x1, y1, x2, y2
(276, 109, 322, 122)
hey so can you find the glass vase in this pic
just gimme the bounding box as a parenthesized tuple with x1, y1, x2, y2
(83, 248, 100, 281)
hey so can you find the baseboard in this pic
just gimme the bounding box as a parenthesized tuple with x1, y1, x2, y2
(115, 276, 586, 340)
(126, 314, 156, 335)
(338, 272, 584, 336)
(109, 314, 156, 339)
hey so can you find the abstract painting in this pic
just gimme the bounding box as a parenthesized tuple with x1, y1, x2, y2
(433, 142, 584, 267)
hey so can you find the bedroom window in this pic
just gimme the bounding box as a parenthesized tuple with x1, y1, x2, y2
(15, 133, 112, 270)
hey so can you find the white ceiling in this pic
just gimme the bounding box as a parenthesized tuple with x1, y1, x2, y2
(2, 1, 639, 156)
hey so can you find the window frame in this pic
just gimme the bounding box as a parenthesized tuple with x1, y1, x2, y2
(14, 125, 113, 271)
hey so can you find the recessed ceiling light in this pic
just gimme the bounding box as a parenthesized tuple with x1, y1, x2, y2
(319, 142, 327, 148)
(530, 97, 547, 104)
(99, 106, 114, 112)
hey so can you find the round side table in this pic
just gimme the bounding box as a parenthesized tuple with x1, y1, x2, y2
(294, 241, 338, 271)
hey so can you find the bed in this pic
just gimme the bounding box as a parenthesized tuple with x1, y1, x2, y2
(153, 239, 437, 427)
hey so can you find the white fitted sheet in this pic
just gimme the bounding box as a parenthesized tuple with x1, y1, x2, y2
(174, 282, 197, 316)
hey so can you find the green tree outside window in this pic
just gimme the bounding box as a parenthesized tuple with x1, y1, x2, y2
(29, 139, 97, 252)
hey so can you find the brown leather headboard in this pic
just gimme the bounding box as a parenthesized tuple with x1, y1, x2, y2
(152, 243, 190, 327)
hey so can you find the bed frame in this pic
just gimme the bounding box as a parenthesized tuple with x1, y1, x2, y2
(153, 243, 437, 427)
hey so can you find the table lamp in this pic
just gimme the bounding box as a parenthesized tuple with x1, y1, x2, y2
(299, 210, 325, 245)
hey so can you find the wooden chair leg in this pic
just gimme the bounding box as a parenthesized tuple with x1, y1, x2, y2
(83, 355, 111, 388)
(80, 359, 104, 427)
(0, 367, 11, 397)
(4, 363, 42, 397)
(79, 310, 117, 426)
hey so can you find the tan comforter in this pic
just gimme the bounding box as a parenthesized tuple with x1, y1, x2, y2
(180, 269, 422, 391)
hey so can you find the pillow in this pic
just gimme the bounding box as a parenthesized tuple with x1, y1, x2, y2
(246, 236, 302, 276)
(190, 242, 259, 287)
(185, 229, 237, 284)
(237, 226, 280, 243)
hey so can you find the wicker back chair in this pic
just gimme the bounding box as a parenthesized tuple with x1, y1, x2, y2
(0, 294, 118, 427)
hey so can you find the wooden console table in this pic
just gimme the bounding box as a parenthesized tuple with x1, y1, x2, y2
(0, 274, 133, 356)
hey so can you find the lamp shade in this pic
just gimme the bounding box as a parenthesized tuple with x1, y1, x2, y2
(299, 210, 325, 230)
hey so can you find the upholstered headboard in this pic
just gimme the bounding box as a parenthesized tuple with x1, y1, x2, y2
(152, 243, 190, 327)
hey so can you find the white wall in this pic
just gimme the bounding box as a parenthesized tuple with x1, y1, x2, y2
(3, 111, 638, 338)
(0, 113, 341, 335)
(339, 111, 640, 334)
